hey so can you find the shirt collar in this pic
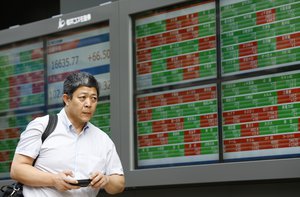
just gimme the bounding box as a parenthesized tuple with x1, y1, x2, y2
(59, 108, 89, 133)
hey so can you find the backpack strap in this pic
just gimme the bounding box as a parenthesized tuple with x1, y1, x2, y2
(41, 114, 58, 143)
(32, 114, 58, 166)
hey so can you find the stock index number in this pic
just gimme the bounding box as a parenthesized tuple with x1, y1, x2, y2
(51, 56, 79, 70)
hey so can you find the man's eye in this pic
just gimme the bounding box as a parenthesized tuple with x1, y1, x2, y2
(79, 96, 86, 101)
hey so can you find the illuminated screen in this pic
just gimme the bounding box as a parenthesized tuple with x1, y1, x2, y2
(0, 111, 44, 178)
(46, 24, 111, 135)
(222, 70, 300, 160)
(220, 0, 300, 161)
(0, 42, 45, 112)
(0, 23, 111, 179)
(134, 0, 300, 168)
(221, 0, 300, 76)
(134, 0, 217, 168)
(135, 0, 216, 91)
(136, 85, 218, 167)
(0, 40, 46, 178)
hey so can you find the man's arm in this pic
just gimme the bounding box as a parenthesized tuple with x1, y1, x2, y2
(103, 174, 125, 194)
(10, 153, 80, 191)
(90, 172, 125, 194)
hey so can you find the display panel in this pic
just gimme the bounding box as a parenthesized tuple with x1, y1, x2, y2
(136, 85, 218, 167)
(133, 0, 300, 170)
(0, 41, 46, 179)
(0, 41, 45, 113)
(135, 0, 216, 90)
(0, 111, 44, 178)
(0, 23, 113, 180)
(46, 23, 111, 135)
(1, 0, 300, 187)
(222, 70, 300, 160)
(133, 0, 217, 168)
(221, 0, 300, 76)
(220, 0, 300, 161)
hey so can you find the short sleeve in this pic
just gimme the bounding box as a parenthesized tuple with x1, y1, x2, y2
(15, 115, 49, 159)
(105, 142, 124, 176)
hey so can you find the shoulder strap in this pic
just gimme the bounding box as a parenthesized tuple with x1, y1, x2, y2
(41, 114, 58, 143)
(32, 114, 58, 166)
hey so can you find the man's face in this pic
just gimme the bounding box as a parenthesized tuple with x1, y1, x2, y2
(64, 86, 98, 125)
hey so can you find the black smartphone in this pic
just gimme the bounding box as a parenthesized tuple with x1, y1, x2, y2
(70, 179, 91, 187)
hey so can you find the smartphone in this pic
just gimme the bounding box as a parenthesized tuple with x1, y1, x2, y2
(70, 179, 91, 187)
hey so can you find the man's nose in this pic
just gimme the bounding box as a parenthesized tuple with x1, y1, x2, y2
(84, 98, 92, 107)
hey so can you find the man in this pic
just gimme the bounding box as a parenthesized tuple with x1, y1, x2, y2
(10, 72, 125, 196)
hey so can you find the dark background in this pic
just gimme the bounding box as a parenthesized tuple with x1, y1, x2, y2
(0, 0, 60, 31)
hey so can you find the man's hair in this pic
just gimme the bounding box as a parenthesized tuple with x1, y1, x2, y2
(63, 72, 99, 105)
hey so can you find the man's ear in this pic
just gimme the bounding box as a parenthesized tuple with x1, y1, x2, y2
(62, 94, 70, 106)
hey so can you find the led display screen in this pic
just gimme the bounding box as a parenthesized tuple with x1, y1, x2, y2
(1, 0, 300, 182)
(220, 0, 300, 161)
(134, 0, 217, 168)
(46, 24, 111, 134)
(134, 0, 300, 168)
(47, 25, 111, 106)
(135, 0, 216, 91)
(221, 0, 300, 75)
(0, 41, 45, 112)
(136, 85, 218, 167)
(0, 23, 111, 179)
(0, 40, 45, 178)
(222, 70, 300, 160)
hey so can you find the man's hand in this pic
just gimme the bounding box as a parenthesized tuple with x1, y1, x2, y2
(89, 171, 110, 189)
(89, 171, 125, 194)
(52, 170, 80, 191)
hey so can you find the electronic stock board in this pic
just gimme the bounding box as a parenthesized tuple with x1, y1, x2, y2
(221, 0, 300, 160)
(134, 0, 300, 168)
(0, 41, 45, 178)
(134, 0, 218, 168)
(0, 0, 300, 183)
(47, 24, 111, 135)
(0, 23, 111, 179)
